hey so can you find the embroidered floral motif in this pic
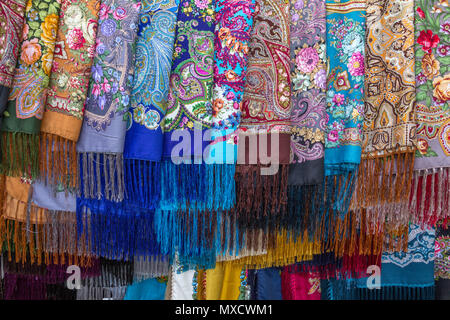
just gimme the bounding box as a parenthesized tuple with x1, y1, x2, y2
(84, 0, 141, 131)
(8, 0, 61, 120)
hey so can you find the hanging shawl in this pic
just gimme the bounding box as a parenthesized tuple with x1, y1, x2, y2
(209, 0, 255, 257)
(76, 0, 144, 260)
(281, 269, 321, 300)
(410, 0, 450, 226)
(352, 0, 415, 250)
(322, 224, 435, 300)
(322, 0, 365, 252)
(39, 0, 100, 190)
(133, 255, 170, 282)
(30, 180, 92, 266)
(248, 268, 282, 300)
(0, 176, 42, 265)
(167, 260, 196, 300)
(1, 0, 60, 179)
(236, 0, 291, 233)
(201, 261, 243, 300)
(155, 0, 216, 267)
(123, 0, 179, 211)
(286, 0, 328, 239)
(0, 0, 26, 130)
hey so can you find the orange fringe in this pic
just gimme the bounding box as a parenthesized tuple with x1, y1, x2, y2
(39, 132, 78, 190)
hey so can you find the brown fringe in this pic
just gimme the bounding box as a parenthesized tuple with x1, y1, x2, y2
(0, 193, 93, 266)
(39, 133, 78, 191)
(352, 150, 415, 252)
(235, 164, 289, 231)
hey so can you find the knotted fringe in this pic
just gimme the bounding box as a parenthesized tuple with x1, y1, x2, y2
(133, 255, 170, 282)
(235, 164, 289, 231)
(159, 161, 236, 211)
(153, 208, 217, 269)
(0, 194, 93, 266)
(0, 132, 39, 178)
(323, 280, 435, 300)
(124, 159, 160, 210)
(76, 199, 160, 261)
(410, 167, 450, 226)
(78, 152, 124, 202)
(40, 133, 78, 191)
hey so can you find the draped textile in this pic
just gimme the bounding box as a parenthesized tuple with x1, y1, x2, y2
(40, 0, 100, 190)
(76, 0, 144, 261)
(1, 0, 61, 179)
(123, 0, 179, 211)
(410, 0, 450, 226)
(0, 0, 26, 131)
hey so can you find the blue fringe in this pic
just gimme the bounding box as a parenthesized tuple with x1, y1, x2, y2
(159, 160, 236, 211)
(76, 197, 161, 261)
(124, 159, 161, 210)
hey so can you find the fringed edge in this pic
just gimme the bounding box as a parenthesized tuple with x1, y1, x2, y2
(0, 194, 94, 267)
(133, 255, 170, 282)
(124, 159, 160, 210)
(234, 164, 289, 232)
(154, 208, 217, 270)
(159, 161, 236, 212)
(77, 199, 160, 261)
(410, 167, 450, 227)
(0, 131, 39, 178)
(78, 152, 124, 202)
(40, 132, 78, 191)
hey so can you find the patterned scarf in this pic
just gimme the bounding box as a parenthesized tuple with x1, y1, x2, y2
(286, 0, 327, 239)
(323, 224, 435, 300)
(236, 0, 291, 234)
(0, 0, 26, 131)
(281, 269, 321, 300)
(76, 0, 143, 260)
(353, 0, 416, 250)
(435, 220, 449, 280)
(322, 0, 365, 254)
(1, 0, 60, 179)
(39, 0, 100, 191)
(209, 0, 255, 257)
(123, 0, 179, 211)
(410, 0, 450, 226)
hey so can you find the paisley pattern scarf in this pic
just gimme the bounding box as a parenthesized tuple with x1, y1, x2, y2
(40, 0, 100, 191)
(410, 0, 450, 226)
(210, 0, 255, 256)
(322, 0, 365, 250)
(286, 0, 327, 239)
(236, 0, 292, 233)
(1, 0, 60, 179)
(435, 220, 449, 280)
(354, 0, 416, 249)
(123, 0, 179, 211)
(154, 0, 217, 267)
(76, 0, 143, 260)
(0, 0, 26, 130)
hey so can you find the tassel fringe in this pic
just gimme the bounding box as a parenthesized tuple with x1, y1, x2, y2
(0, 132, 39, 179)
